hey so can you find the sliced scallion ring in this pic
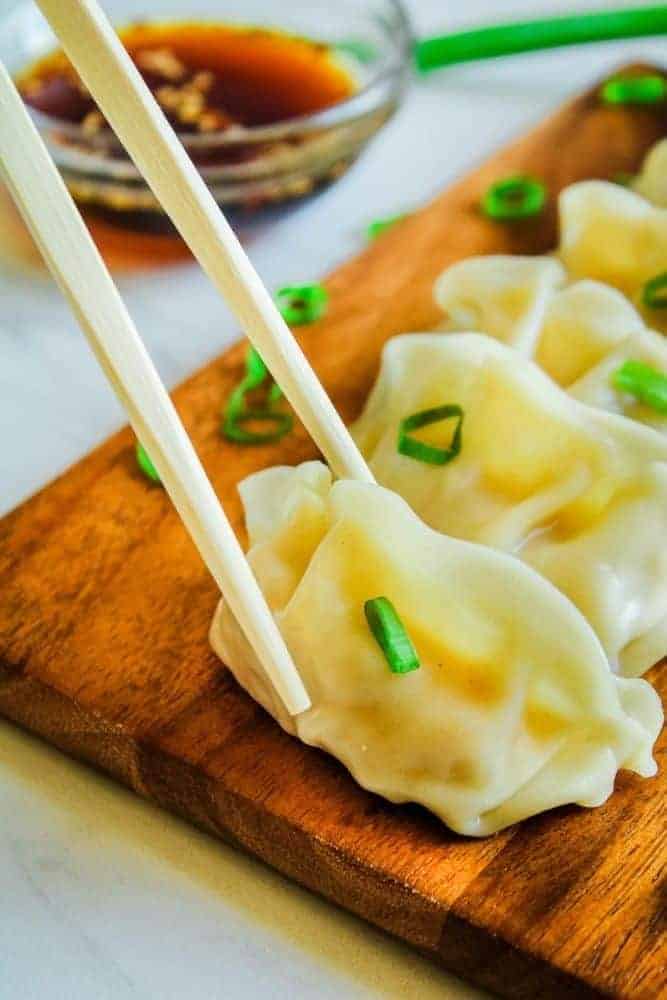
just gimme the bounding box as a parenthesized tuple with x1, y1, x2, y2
(223, 409, 294, 444)
(601, 74, 667, 106)
(482, 175, 546, 221)
(226, 347, 270, 422)
(245, 345, 284, 399)
(245, 345, 268, 386)
(612, 360, 667, 414)
(366, 213, 406, 240)
(364, 597, 420, 675)
(642, 272, 667, 310)
(276, 284, 328, 325)
(136, 442, 161, 484)
(222, 344, 291, 444)
(398, 404, 464, 465)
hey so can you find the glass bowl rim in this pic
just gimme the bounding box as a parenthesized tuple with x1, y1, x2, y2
(8, 0, 414, 147)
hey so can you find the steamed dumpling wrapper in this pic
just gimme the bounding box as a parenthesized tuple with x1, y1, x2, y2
(632, 139, 667, 208)
(210, 462, 661, 836)
(434, 255, 566, 356)
(560, 181, 667, 295)
(569, 327, 667, 436)
(435, 152, 667, 398)
(352, 333, 667, 677)
(559, 180, 667, 331)
(536, 281, 646, 387)
(435, 256, 667, 435)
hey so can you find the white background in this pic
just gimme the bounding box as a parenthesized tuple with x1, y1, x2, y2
(1, 1, 665, 997)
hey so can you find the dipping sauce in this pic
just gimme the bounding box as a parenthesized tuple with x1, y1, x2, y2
(19, 22, 355, 154)
(15, 22, 358, 265)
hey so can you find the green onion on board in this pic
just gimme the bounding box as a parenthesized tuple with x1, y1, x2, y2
(223, 345, 293, 445)
(223, 409, 294, 444)
(136, 441, 162, 484)
(245, 345, 269, 386)
(482, 176, 547, 221)
(600, 74, 666, 105)
(366, 214, 407, 240)
(276, 284, 329, 325)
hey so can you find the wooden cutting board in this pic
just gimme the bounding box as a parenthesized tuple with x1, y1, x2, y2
(1, 68, 665, 1000)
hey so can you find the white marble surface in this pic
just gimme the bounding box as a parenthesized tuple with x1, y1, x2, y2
(0, 1, 664, 996)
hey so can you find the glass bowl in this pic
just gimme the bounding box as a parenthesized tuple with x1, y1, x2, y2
(0, 0, 412, 217)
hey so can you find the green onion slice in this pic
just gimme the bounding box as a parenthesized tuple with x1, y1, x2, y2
(398, 404, 464, 465)
(612, 170, 634, 187)
(223, 409, 294, 444)
(276, 284, 328, 325)
(612, 360, 667, 414)
(136, 442, 161, 484)
(601, 74, 666, 106)
(268, 381, 283, 403)
(642, 272, 667, 310)
(482, 175, 546, 221)
(244, 344, 284, 401)
(245, 345, 268, 386)
(222, 344, 292, 444)
(226, 346, 270, 421)
(366, 213, 406, 240)
(364, 597, 420, 674)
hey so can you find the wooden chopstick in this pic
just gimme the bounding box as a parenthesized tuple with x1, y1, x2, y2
(0, 60, 310, 717)
(35, 0, 374, 485)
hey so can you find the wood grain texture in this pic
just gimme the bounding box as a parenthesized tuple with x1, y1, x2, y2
(1, 69, 666, 999)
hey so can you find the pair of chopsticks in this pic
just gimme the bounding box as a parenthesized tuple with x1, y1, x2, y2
(0, 0, 374, 718)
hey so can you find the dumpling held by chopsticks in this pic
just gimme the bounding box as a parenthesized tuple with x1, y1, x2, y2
(211, 461, 662, 837)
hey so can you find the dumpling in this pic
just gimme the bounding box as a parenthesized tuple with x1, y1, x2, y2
(434, 255, 667, 436)
(535, 279, 646, 387)
(210, 461, 662, 836)
(434, 255, 565, 355)
(632, 139, 667, 208)
(352, 333, 667, 676)
(435, 255, 647, 386)
(569, 327, 667, 436)
(437, 166, 667, 371)
(559, 181, 667, 295)
(559, 181, 667, 330)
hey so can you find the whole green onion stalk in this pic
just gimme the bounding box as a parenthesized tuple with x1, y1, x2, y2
(415, 5, 667, 72)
